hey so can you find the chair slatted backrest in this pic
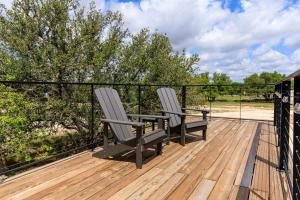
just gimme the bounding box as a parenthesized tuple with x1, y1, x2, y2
(157, 87, 182, 128)
(95, 87, 135, 142)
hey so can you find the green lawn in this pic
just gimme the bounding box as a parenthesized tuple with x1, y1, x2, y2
(189, 95, 274, 110)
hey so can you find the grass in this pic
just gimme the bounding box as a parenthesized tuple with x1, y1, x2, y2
(188, 95, 274, 110)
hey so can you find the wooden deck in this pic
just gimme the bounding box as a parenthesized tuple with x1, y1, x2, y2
(0, 119, 291, 200)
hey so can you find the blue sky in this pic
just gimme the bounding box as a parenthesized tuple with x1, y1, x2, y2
(3, 0, 300, 81)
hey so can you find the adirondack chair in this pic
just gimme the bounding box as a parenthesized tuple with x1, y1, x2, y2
(157, 87, 209, 146)
(95, 87, 169, 169)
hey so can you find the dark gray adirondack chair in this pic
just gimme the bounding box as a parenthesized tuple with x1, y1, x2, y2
(157, 87, 209, 146)
(95, 87, 168, 169)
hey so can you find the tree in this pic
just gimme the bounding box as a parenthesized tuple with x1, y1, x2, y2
(243, 71, 285, 100)
(211, 72, 232, 98)
(187, 73, 210, 106)
(244, 73, 264, 85)
(0, 0, 200, 167)
(211, 72, 232, 85)
(0, 0, 127, 82)
(191, 72, 209, 85)
(260, 72, 285, 84)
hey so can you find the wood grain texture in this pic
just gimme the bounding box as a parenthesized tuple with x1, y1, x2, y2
(0, 119, 291, 200)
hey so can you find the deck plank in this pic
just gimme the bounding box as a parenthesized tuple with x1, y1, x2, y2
(0, 152, 97, 199)
(228, 186, 249, 200)
(87, 143, 182, 200)
(249, 122, 292, 200)
(147, 172, 186, 200)
(0, 119, 292, 200)
(110, 121, 228, 200)
(207, 122, 256, 200)
(188, 179, 216, 200)
(166, 121, 240, 200)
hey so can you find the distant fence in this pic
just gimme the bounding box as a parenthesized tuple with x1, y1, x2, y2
(0, 80, 274, 176)
(274, 69, 300, 199)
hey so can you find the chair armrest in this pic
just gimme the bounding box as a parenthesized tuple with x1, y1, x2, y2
(182, 108, 210, 114)
(127, 114, 170, 120)
(162, 110, 208, 119)
(101, 119, 144, 128)
(162, 110, 186, 116)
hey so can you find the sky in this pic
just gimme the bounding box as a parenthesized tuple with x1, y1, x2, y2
(2, 0, 300, 81)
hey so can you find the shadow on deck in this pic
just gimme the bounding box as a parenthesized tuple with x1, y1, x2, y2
(0, 119, 291, 200)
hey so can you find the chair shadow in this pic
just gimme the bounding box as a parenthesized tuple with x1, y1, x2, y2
(169, 132, 205, 145)
(92, 147, 159, 165)
(91, 131, 205, 165)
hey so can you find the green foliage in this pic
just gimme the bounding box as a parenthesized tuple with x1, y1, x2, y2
(244, 71, 284, 85)
(244, 73, 264, 85)
(0, 0, 200, 169)
(0, 84, 35, 167)
(191, 72, 209, 85)
(210, 72, 232, 99)
(244, 71, 285, 100)
(187, 73, 210, 106)
(211, 72, 232, 85)
(0, 0, 197, 84)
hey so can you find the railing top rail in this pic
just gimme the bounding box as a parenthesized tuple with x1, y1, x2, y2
(284, 69, 300, 81)
(0, 80, 275, 87)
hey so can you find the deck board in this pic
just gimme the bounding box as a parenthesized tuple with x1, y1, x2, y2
(249, 121, 291, 200)
(0, 119, 291, 200)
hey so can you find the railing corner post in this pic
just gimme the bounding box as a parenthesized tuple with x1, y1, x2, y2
(279, 81, 290, 171)
(293, 77, 300, 199)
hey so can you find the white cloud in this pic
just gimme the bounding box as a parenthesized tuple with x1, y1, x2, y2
(107, 0, 300, 81)
(291, 49, 300, 63)
(1, 0, 13, 9)
(79, 0, 106, 11)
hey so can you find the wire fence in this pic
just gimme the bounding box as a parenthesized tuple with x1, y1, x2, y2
(0, 80, 275, 176)
(274, 74, 300, 200)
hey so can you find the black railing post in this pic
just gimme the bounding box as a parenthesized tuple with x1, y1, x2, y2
(209, 85, 212, 120)
(274, 84, 277, 127)
(138, 85, 141, 115)
(182, 86, 186, 111)
(240, 85, 242, 122)
(277, 83, 283, 147)
(279, 81, 291, 170)
(90, 84, 95, 148)
(293, 76, 300, 199)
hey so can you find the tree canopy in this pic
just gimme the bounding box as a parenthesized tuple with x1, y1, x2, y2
(244, 71, 285, 85)
(0, 0, 198, 85)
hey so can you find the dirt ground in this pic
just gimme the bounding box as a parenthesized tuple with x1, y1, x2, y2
(210, 109, 273, 121)
(191, 105, 274, 121)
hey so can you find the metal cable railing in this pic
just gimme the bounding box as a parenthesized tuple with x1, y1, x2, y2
(274, 72, 300, 200)
(0, 81, 275, 177)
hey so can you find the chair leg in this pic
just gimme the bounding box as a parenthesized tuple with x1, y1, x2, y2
(166, 138, 170, 145)
(180, 125, 186, 146)
(157, 142, 162, 155)
(103, 123, 109, 150)
(166, 123, 170, 145)
(203, 129, 207, 141)
(180, 129, 186, 146)
(180, 117, 186, 146)
(136, 144, 143, 169)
